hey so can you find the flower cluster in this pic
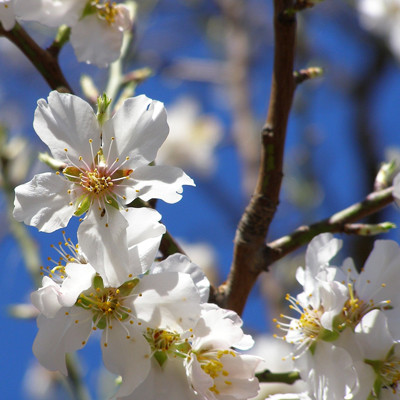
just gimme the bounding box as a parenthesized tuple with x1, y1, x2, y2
(1, 0, 134, 66)
(15, 91, 261, 400)
(273, 233, 400, 400)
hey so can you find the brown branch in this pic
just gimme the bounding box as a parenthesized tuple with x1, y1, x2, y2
(263, 186, 395, 268)
(217, 0, 297, 315)
(0, 23, 73, 93)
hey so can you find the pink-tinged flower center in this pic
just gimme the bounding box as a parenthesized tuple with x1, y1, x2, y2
(80, 167, 113, 195)
(60, 138, 134, 216)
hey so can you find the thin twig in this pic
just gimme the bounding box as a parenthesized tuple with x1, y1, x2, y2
(263, 186, 394, 268)
(0, 23, 73, 93)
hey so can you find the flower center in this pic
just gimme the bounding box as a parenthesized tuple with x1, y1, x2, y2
(381, 359, 400, 393)
(76, 277, 139, 331)
(92, 0, 120, 25)
(80, 167, 113, 195)
(145, 328, 191, 367)
(341, 282, 392, 329)
(194, 349, 235, 394)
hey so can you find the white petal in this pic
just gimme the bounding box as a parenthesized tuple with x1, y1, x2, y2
(133, 165, 195, 204)
(70, 14, 123, 67)
(355, 309, 394, 360)
(101, 323, 151, 397)
(152, 254, 210, 302)
(102, 96, 169, 167)
(14, 172, 74, 232)
(121, 358, 197, 400)
(194, 305, 253, 351)
(78, 208, 129, 287)
(60, 263, 96, 307)
(16, 0, 85, 27)
(393, 173, 400, 205)
(125, 207, 166, 274)
(305, 234, 342, 274)
(33, 307, 92, 375)
(133, 272, 201, 331)
(356, 240, 400, 306)
(0, 0, 16, 31)
(31, 277, 63, 318)
(34, 91, 100, 165)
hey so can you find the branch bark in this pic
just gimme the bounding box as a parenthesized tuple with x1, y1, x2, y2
(0, 23, 73, 93)
(218, 0, 297, 315)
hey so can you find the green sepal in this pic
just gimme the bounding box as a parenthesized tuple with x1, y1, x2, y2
(175, 342, 192, 356)
(309, 341, 317, 355)
(154, 350, 168, 367)
(94, 147, 106, 165)
(319, 328, 339, 342)
(373, 376, 382, 398)
(105, 195, 120, 210)
(365, 358, 384, 374)
(74, 195, 91, 216)
(81, 1, 96, 19)
(63, 166, 81, 181)
(95, 315, 107, 330)
(93, 275, 104, 291)
(118, 278, 140, 297)
(75, 295, 92, 309)
(119, 312, 129, 322)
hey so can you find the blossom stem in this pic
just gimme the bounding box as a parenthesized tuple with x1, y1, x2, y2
(0, 22, 73, 93)
(65, 354, 91, 400)
(256, 369, 301, 384)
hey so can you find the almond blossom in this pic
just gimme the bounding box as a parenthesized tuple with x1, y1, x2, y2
(126, 304, 261, 400)
(274, 234, 348, 356)
(18, 0, 133, 67)
(0, 0, 40, 31)
(14, 91, 194, 286)
(31, 254, 205, 398)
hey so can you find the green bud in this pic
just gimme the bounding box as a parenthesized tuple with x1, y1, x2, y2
(97, 93, 112, 126)
(375, 160, 397, 190)
(39, 152, 66, 171)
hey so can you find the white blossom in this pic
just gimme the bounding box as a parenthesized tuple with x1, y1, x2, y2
(155, 97, 222, 176)
(185, 304, 261, 400)
(17, 0, 134, 67)
(0, 0, 40, 31)
(31, 255, 204, 398)
(356, 0, 400, 62)
(274, 234, 348, 355)
(339, 239, 400, 330)
(14, 91, 193, 286)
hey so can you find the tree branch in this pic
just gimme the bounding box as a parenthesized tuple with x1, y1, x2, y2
(263, 186, 394, 268)
(0, 23, 73, 93)
(218, 0, 297, 315)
